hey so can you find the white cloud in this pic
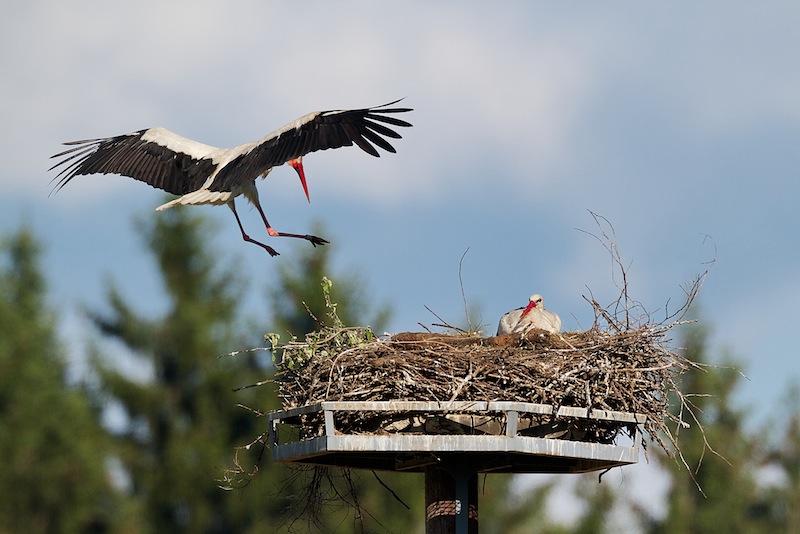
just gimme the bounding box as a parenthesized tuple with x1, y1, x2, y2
(6, 2, 800, 200)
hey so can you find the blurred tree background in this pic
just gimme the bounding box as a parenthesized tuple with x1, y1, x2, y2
(1, 212, 798, 533)
(0, 229, 124, 533)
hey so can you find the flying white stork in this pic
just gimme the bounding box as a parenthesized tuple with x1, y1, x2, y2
(49, 100, 412, 256)
(496, 294, 562, 335)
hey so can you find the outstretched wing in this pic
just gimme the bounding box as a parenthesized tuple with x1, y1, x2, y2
(210, 99, 413, 192)
(49, 128, 220, 196)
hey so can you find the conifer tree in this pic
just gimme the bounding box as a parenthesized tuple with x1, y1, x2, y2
(572, 478, 616, 534)
(753, 385, 800, 533)
(480, 479, 559, 534)
(267, 222, 391, 337)
(642, 323, 763, 534)
(88, 208, 276, 532)
(0, 228, 120, 533)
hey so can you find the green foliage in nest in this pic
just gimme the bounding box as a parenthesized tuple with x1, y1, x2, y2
(266, 277, 375, 371)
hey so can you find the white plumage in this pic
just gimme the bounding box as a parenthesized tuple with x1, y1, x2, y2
(496, 294, 562, 335)
(50, 100, 412, 256)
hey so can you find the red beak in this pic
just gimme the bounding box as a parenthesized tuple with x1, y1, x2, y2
(288, 158, 310, 203)
(520, 301, 536, 317)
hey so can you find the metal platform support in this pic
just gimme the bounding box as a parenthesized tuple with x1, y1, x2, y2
(425, 463, 478, 534)
(267, 401, 646, 532)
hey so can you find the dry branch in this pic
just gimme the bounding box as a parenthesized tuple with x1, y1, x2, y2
(245, 215, 715, 493)
(263, 214, 712, 467)
(272, 312, 696, 456)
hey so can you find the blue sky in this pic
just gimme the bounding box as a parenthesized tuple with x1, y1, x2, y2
(2, 0, 799, 518)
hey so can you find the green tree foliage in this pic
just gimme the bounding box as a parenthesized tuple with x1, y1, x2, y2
(641, 323, 765, 534)
(571, 478, 616, 534)
(752, 385, 800, 532)
(268, 222, 391, 337)
(773, 388, 800, 531)
(88, 208, 279, 533)
(0, 228, 119, 533)
(479, 474, 621, 534)
(480, 478, 560, 534)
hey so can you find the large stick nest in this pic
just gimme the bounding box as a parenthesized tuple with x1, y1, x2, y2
(273, 309, 693, 453)
(264, 213, 712, 465)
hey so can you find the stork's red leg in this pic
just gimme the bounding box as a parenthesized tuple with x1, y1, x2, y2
(253, 200, 329, 247)
(228, 201, 280, 256)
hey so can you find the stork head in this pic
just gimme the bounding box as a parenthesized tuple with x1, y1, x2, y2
(520, 294, 544, 317)
(288, 157, 310, 203)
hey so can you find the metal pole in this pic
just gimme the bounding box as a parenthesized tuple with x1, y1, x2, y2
(452, 468, 471, 534)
